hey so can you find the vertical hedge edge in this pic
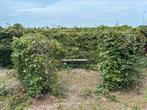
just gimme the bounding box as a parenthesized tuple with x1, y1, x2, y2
(96, 30, 145, 93)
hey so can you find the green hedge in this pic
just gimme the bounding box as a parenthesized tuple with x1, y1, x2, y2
(0, 47, 12, 67)
(12, 33, 62, 97)
(1, 25, 145, 68)
(41, 26, 139, 68)
(138, 26, 147, 53)
(42, 31, 102, 68)
(0, 24, 24, 67)
(0, 30, 13, 67)
(2, 25, 145, 97)
(96, 30, 145, 92)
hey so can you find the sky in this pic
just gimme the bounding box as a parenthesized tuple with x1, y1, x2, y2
(0, 0, 147, 27)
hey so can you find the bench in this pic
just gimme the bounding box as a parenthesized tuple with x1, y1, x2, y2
(61, 59, 89, 64)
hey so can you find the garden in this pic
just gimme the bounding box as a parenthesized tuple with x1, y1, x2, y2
(0, 24, 147, 110)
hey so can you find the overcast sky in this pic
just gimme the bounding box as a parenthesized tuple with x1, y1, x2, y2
(0, 0, 147, 27)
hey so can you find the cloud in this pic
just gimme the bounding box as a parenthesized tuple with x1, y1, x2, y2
(0, 0, 147, 26)
(13, 0, 129, 14)
(11, 0, 147, 14)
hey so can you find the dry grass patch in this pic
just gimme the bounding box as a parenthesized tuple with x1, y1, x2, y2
(0, 68, 147, 110)
(29, 68, 147, 110)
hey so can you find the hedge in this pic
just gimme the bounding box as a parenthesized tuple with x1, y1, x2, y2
(1, 25, 146, 68)
(96, 30, 145, 92)
(0, 24, 24, 67)
(40, 26, 140, 68)
(1, 25, 146, 97)
(12, 33, 62, 97)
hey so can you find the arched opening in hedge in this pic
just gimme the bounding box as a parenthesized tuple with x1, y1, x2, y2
(11, 29, 145, 97)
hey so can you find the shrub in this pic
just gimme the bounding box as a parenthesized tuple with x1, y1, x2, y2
(138, 26, 147, 54)
(139, 25, 147, 38)
(0, 25, 139, 68)
(0, 47, 12, 67)
(0, 30, 13, 67)
(0, 24, 24, 67)
(12, 33, 61, 97)
(43, 31, 102, 69)
(97, 31, 145, 92)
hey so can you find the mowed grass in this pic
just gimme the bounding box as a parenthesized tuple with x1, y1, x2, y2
(0, 65, 147, 110)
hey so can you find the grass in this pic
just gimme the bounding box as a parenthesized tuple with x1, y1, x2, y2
(0, 57, 147, 110)
(0, 69, 30, 110)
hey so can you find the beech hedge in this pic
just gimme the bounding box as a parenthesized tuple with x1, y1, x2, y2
(12, 33, 62, 97)
(0, 24, 24, 67)
(97, 30, 145, 92)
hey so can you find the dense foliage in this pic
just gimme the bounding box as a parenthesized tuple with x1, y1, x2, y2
(0, 30, 13, 67)
(0, 25, 147, 68)
(0, 24, 24, 67)
(12, 33, 61, 97)
(43, 31, 101, 67)
(139, 25, 147, 53)
(1, 24, 147, 97)
(97, 30, 145, 92)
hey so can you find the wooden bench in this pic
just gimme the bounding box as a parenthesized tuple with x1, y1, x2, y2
(61, 59, 89, 64)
